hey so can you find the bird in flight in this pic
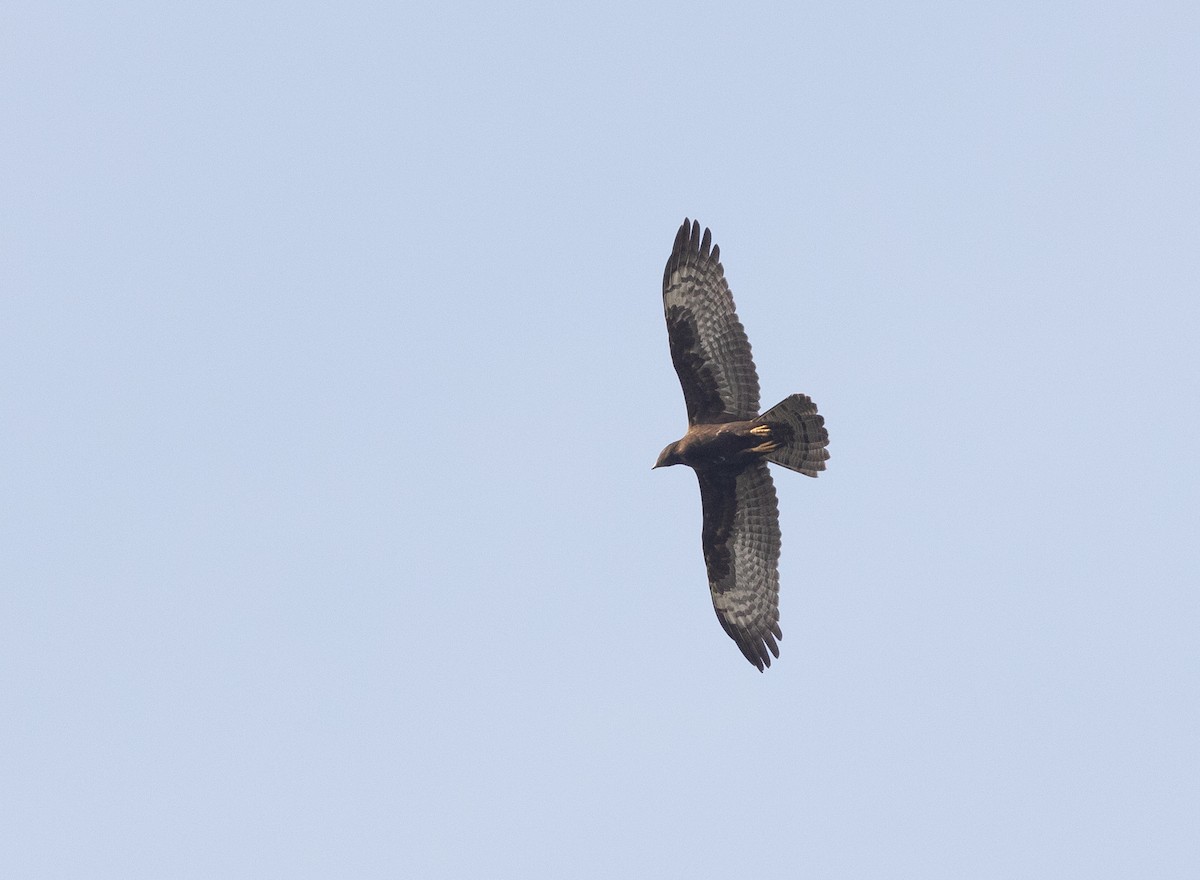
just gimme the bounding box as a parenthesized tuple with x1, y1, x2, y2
(655, 219, 830, 671)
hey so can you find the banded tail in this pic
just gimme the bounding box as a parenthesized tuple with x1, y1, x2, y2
(757, 394, 830, 477)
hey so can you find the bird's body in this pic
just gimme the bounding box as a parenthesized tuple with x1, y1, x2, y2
(656, 219, 830, 671)
(655, 419, 775, 470)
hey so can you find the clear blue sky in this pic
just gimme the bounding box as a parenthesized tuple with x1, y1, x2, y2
(3, 2, 1198, 877)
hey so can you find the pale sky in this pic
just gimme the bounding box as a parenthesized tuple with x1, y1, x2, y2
(3, 2, 1198, 877)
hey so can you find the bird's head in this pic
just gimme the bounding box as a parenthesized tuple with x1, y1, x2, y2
(653, 442, 683, 469)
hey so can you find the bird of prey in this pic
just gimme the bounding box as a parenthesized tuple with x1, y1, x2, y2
(655, 219, 830, 671)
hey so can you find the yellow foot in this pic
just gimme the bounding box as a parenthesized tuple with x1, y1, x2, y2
(749, 425, 771, 437)
(749, 440, 779, 455)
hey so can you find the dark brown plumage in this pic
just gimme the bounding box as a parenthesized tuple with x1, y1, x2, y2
(655, 219, 830, 671)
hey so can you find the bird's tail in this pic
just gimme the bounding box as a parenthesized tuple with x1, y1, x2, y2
(756, 394, 830, 477)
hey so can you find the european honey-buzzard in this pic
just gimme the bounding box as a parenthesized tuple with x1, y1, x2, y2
(655, 219, 830, 671)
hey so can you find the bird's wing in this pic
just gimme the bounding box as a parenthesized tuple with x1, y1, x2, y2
(696, 461, 782, 670)
(663, 219, 760, 425)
